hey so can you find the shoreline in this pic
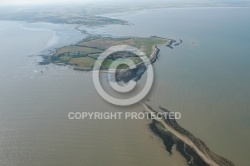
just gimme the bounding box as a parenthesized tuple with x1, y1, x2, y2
(141, 103, 235, 166)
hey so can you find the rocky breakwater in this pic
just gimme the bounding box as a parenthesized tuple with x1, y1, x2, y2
(141, 103, 235, 166)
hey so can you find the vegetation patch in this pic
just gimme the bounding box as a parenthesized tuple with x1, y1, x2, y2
(69, 57, 96, 70)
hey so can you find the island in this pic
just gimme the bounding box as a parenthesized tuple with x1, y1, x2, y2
(45, 36, 169, 71)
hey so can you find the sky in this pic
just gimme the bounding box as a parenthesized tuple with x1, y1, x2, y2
(1, 0, 249, 5)
(0, 0, 165, 5)
(0, 0, 122, 5)
(0, 0, 211, 5)
(0, 0, 83, 4)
